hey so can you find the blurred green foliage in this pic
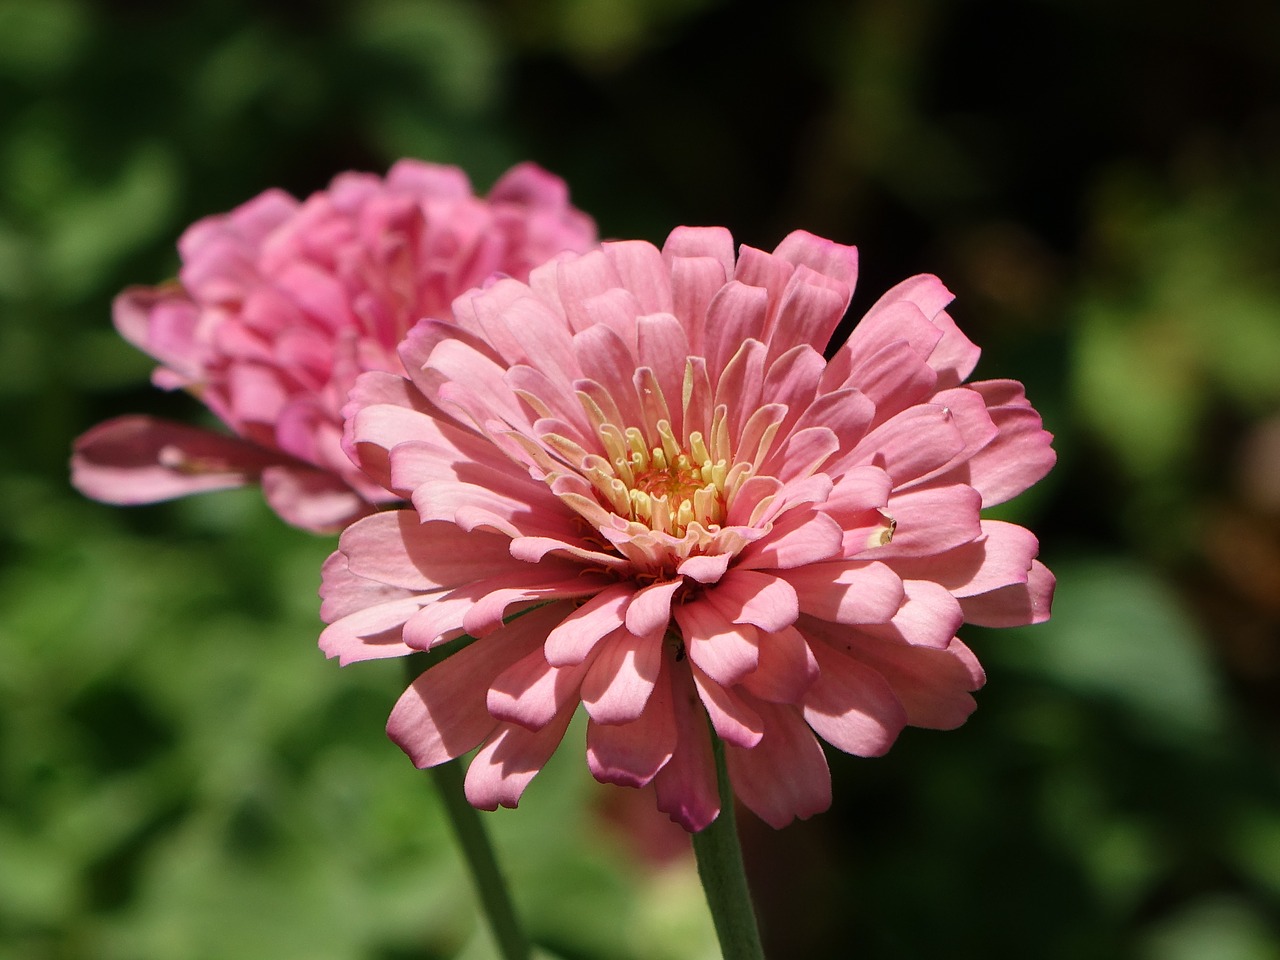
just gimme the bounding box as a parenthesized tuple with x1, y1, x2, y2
(3, 0, 1280, 958)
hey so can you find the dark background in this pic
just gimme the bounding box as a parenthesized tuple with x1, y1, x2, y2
(3, 1, 1279, 957)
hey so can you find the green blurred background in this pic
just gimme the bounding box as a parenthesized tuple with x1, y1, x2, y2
(3, 0, 1280, 957)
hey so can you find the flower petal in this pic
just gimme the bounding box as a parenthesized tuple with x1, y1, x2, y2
(582, 627, 664, 725)
(387, 605, 564, 768)
(71, 415, 281, 504)
(959, 559, 1056, 626)
(800, 634, 908, 757)
(674, 600, 761, 686)
(464, 710, 577, 811)
(725, 699, 832, 828)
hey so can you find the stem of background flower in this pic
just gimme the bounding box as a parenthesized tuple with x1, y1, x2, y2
(403, 656, 530, 960)
(691, 734, 766, 960)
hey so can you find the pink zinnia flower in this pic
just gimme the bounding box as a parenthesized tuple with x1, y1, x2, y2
(321, 227, 1056, 830)
(72, 161, 597, 532)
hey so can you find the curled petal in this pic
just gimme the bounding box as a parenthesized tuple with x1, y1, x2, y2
(464, 710, 577, 811)
(959, 559, 1056, 627)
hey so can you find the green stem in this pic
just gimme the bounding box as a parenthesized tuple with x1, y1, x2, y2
(403, 656, 529, 960)
(428, 760, 531, 960)
(691, 735, 766, 960)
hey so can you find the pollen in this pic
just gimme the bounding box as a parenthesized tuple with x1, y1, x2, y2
(588, 419, 729, 537)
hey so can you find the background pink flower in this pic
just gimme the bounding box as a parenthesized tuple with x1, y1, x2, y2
(321, 227, 1056, 830)
(72, 161, 597, 532)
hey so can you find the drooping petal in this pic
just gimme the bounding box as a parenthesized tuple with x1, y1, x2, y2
(71, 415, 282, 504)
(800, 632, 908, 757)
(488, 643, 595, 731)
(581, 626, 664, 725)
(387, 604, 565, 768)
(544, 583, 634, 666)
(725, 699, 832, 828)
(739, 625, 820, 704)
(691, 665, 765, 748)
(464, 708, 578, 811)
(652, 661, 721, 831)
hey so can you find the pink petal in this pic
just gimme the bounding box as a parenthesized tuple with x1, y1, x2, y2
(319, 595, 424, 665)
(959, 559, 1056, 626)
(740, 625, 820, 704)
(926, 309, 981, 388)
(888, 519, 1041, 597)
(800, 636, 908, 757)
(735, 510, 844, 571)
(263, 464, 374, 533)
(387, 605, 563, 767)
(338, 512, 518, 591)
(859, 579, 966, 649)
(402, 569, 598, 649)
(544, 583, 633, 666)
(464, 709, 577, 811)
(668, 256, 729, 356)
(725, 699, 832, 828)
(319, 549, 416, 623)
(581, 627, 664, 725)
(716, 342, 769, 444)
(868, 483, 983, 560)
(704, 569, 800, 632)
(652, 663, 721, 831)
(844, 403, 965, 486)
(784, 559, 905, 624)
(764, 266, 850, 361)
(830, 338, 938, 421)
(604, 240, 674, 315)
(662, 225, 736, 276)
(691, 665, 764, 748)
(71, 415, 282, 504)
(674, 600, 761, 686)
(586, 708, 676, 789)
(624, 579, 684, 637)
(637, 313, 691, 438)
(488, 644, 593, 731)
(965, 379, 1057, 506)
(677, 552, 734, 584)
(556, 250, 626, 334)
(772, 229, 859, 292)
(705, 282, 769, 378)
(839, 632, 986, 729)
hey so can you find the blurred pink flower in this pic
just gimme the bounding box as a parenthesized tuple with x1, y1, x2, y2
(321, 227, 1056, 830)
(72, 161, 597, 532)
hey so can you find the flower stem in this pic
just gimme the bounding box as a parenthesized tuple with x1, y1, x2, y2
(691, 735, 766, 960)
(403, 655, 529, 960)
(428, 760, 531, 960)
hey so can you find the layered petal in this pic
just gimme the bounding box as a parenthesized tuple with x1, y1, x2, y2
(74, 161, 596, 531)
